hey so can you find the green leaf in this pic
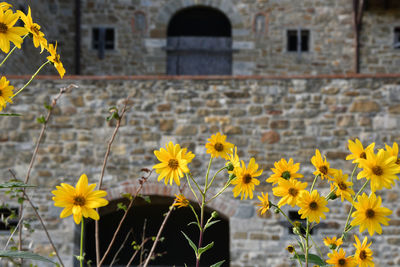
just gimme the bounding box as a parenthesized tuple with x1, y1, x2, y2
(121, 193, 133, 201)
(210, 260, 225, 267)
(197, 241, 214, 258)
(0, 113, 21, 116)
(140, 195, 151, 204)
(36, 116, 46, 124)
(44, 103, 53, 110)
(0, 182, 35, 189)
(204, 220, 220, 230)
(117, 202, 127, 212)
(292, 253, 326, 266)
(0, 250, 56, 264)
(181, 231, 197, 256)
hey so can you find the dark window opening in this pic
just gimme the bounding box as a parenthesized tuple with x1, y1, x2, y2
(0, 207, 19, 231)
(394, 27, 400, 49)
(167, 6, 232, 75)
(287, 29, 310, 52)
(92, 28, 115, 59)
(288, 211, 314, 235)
(82, 196, 230, 267)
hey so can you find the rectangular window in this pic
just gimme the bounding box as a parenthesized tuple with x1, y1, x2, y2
(394, 27, 400, 49)
(92, 28, 115, 50)
(287, 29, 310, 52)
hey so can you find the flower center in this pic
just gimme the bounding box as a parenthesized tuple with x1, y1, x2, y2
(396, 158, 400, 165)
(242, 173, 252, 184)
(214, 142, 224, 152)
(338, 258, 346, 266)
(319, 165, 328, 175)
(281, 171, 291, 180)
(359, 250, 367, 260)
(372, 165, 383, 176)
(31, 25, 40, 35)
(286, 245, 294, 253)
(0, 23, 8, 33)
(338, 182, 347, 190)
(366, 208, 375, 219)
(73, 196, 86, 206)
(309, 201, 318, 210)
(288, 187, 298, 197)
(168, 159, 179, 170)
(360, 152, 366, 159)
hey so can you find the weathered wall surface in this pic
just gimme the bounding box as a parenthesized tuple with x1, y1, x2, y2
(5, 0, 400, 76)
(1, 77, 400, 266)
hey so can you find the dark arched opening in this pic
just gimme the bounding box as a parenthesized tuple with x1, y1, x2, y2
(166, 6, 232, 75)
(81, 196, 230, 266)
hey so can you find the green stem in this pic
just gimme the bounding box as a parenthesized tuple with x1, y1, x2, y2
(305, 220, 310, 267)
(186, 174, 200, 204)
(12, 60, 50, 99)
(294, 252, 303, 267)
(270, 204, 296, 227)
(309, 234, 323, 259)
(0, 34, 28, 67)
(206, 166, 228, 191)
(341, 180, 369, 239)
(204, 157, 213, 191)
(189, 204, 201, 229)
(80, 219, 84, 267)
(310, 174, 319, 192)
(350, 163, 358, 191)
(206, 179, 232, 204)
(325, 188, 336, 201)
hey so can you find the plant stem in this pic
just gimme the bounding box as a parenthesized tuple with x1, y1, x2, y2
(310, 174, 319, 192)
(186, 173, 200, 204)
(206, 179, 232, 204)
(196, 197, 205, 267)
(206, 166, 228, 191)
(12, 60, 50, 99)
(350, 164, 358, 191)
(204, 157, 213, 190)
(305, 220, 310, 267)
(0, 34, 28, 67)
(309, 234, 323, 259)
(80, 220, 84, 267)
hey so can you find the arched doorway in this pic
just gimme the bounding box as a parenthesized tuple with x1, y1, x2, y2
(166, 6, 232, 75)
(82, 196, 230, 266)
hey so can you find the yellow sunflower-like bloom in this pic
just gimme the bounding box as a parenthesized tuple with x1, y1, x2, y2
(353, 235, 374, 267)
(357, 149, 400, 192)
(350, 193, 392, 236)
(17, 7, 47, 52)
(326, 248, 356, 267)
(0, 7, 28, 53)
(172, 194, 189, 208)
(297, 190, 329, 223)
(0, 76, 13, 111)
(226, 146, 240, 174)
(205, 132, 234, 160)
(346, 139, 375, 164)
(323, 236, 343, 250)
(286, 245, 295, 254)
(266, 158, 303, 185)
(231, 158, 262, 200)
(0, 2, 11, 10)
(311, 149, 336, 180)
(385, 142, 399, 166)
(52, 174, 109, 224)
(272, 178, 307, 207)
(153, 142, 191, 186)
(46, 42, 66, 78)
(256, 192, 269, 215)
(330, 169, 355, 203)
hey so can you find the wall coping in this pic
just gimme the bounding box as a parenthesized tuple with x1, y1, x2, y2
(6, 73, 400, 81)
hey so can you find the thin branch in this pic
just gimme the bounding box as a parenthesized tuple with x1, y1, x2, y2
(98, 171, 151, 267)
(95, 98, 129, 266)
(109, 229, 133, 267)
(126, 237, 151, 267)
(140, 219, 147, 264)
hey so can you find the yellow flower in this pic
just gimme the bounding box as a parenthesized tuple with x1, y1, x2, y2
(181, 146, 195, 164)
(346, 139, 375, 164)
(226, 146, 240, 174)
(353, 235, 374, 267)
(272, 178, 307, 207)
(326, 248, 356, 267)
(350, 193, 392, 236)
(46, 42, 66, 78)
(330, 169, 355, 203)
(266, 158, 303, 185)
(297, 190, 329, 223)
(205, 132, 234, 160)
(0, 76, 13, 111)
(17, 7, 47, 52)
(231, 158, 262, 200)
(357, 149, 400, 192)
(256, 192, 269, 215)
(153, 142, 191, 186)
(0, 7, 28, 53)
(52, 174, 108, 224)
(385, 142, 399, 166)
(0, 2, 11, 10)
(323, 236, 343, 250)
(311, 149, 336, 180)
(172, 194, 189, 208)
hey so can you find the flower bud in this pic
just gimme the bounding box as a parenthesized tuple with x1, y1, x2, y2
(211, 211, 218, 218)
(273, 208, 280, 214)
(226, 162, 234, 171)
(229, 173, 236, 180)
(329, 244, 337, 250)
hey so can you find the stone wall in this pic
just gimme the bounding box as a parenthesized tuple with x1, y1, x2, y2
(5, 0, 400, 76)
(1, 77, 400, 266)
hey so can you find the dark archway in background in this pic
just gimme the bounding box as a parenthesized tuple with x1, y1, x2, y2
(166, 6, 232, 75)
(82, 196, 230, 266)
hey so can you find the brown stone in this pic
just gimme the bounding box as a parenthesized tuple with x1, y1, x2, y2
(349, 100, 380, 112)
(206, 100, 221, 108)
(270, 120, 289, 129)
(326, 151, 347, 160)
(337, 115, 354, 127)
(249, 106, 262, 115)
(261, 131, 280, 144)
(254, 116, 269, 126)
(224, 125, 243, 135)
(233, 232, 247, 239)
(322, 87, 340, 94)
(249, 233, 268, 240)
(159, 119, 174, 131)
(175, 125, 197, 135)
(224, 91, 250, 98)
(389, 104, 400, 114)
(157, 103, 171, 112)
(358, 116, 372, 127)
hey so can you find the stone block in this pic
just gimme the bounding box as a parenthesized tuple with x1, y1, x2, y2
(349, 100, 380, 112)
(270, 120, 289, 129)
(261, 131, 280, 144)
(175, 125, 198, 135)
